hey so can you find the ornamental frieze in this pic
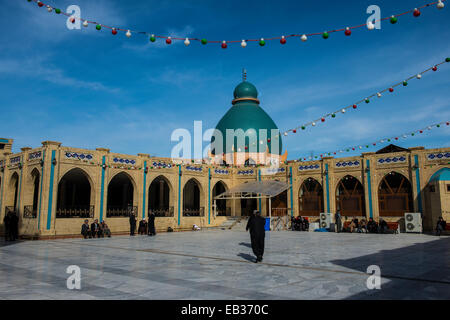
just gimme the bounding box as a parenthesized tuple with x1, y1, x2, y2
(427, 152, 450, 161)
(298, 164, 320, 171)
(335, 160, 360, 168)
(28, 151, 42, 161)
(376, 155, 406, 165)
(65, 151, 94, 161)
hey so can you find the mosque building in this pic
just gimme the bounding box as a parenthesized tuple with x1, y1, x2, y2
(0, 79, 449, 238)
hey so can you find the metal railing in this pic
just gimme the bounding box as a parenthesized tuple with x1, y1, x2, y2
(183, 207, 205, 217)
(149, 206, 174, 217)
(106, 206, 138, 217)
(23, 205, 37, 218)
(56, 205, 94, 218)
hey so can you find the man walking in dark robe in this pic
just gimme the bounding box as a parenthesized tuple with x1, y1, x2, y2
(148, 212, 156, 236)
(129, 213, 136, 236)
(247, 210, 266, 263)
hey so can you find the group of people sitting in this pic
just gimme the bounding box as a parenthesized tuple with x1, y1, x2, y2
(81, 219, 111, 239)
(339, 217, 390, 234)
(290, 216, 309, 231)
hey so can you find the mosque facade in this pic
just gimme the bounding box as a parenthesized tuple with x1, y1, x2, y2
(0, 81, 449, 238)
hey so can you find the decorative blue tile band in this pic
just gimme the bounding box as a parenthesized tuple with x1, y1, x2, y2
(113, 157, 136, 165)
(298, 164, 320, 171)
(152, 161, 172, 168)
(237, 170, 254, 175)
(262, 167, 286, 175)
(186, 166, 202, 172)
(427, 152, 450, 160)
(377, 156, 406, 165)
(65, 152, 93, 161)
(214, 169, 229, 175)
(336, 160, 360, 168)
(28, 151, 42, 161)
(10, 156, 21, 165)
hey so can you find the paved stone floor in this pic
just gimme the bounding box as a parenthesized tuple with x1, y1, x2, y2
(0, 230, 449, 300)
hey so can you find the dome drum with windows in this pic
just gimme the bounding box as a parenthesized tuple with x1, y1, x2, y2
(209, 76, 287, 165)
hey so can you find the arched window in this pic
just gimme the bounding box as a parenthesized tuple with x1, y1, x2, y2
(336, 175, 366, 217)
(378, 172, 413, 217)
(148, 175, 173, 217)
(212, 181, 229, 216)
(107, 172, 135, 217)
(24, 169, 40, 218)
(5, 172, 19, 214)
(183, 179, 204, 216)
(298, 178, 323, 216)
(56, 168, 93, 218)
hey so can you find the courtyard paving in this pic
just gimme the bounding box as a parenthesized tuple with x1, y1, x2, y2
(0, 230, 449, 300)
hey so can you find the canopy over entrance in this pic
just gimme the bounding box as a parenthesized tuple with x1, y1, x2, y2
(214, 180, 290, 200)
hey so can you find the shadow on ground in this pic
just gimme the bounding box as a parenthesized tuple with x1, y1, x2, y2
(239, 242, 251, 248)
(237, 252, 255, 262)
(330, 236, 450, 299)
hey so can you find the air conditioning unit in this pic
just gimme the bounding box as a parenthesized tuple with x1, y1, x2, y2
(319, 212, 331, 229)
(404, 212, 422, 233)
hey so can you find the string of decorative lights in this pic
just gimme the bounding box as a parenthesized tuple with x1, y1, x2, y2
(279, 58, 450, 138)
(28, 0, 445, 47)
(297, 120, 449, 161)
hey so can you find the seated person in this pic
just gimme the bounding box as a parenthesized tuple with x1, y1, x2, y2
(91, 219, 102, 238)
(101, 221, 111, 237)
(81, 220, 92, 239)
(290, 216, 296, 231)
(359, 219, 367, 233)
(348, 218, 357, 233)
(367, 217, 378, 233)
(302, 217, 309, 231)
(436, 216, 447, 236)
(379, 218, 388, 234)
(138, 220, 148, 235)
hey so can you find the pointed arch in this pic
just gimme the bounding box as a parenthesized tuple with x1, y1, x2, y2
(183, 178, 204, 216)
(212, 180, 229, 216)
(5, 171, 19, 212)
(298, 177, 324, 216)
(378, 171, 413, 217)
(107, 171, 137, 217)
(148, 175, 174, 217)
(336, 175, 366, 217)
(56, 167, 93, 218)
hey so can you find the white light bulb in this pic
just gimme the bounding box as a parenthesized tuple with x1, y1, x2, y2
(241, 40, 247, 48)
(301, 34, 307, 42)
(312, 122, 316, 126)
(377, 92, 381, 97)
(47, 6, 52, 12)
(284, 132, 288, 136)
(126, 30, 131, 38)
(416, 74, 422, 79)
(367, 21, 375, 30)
(83, 20, 88, 27)
(341, 108, 346, 113)
(184, 38, 190, 46)
(437, 0, 444, 9)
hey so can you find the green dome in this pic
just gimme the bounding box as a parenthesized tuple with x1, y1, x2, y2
(212, 81, 282, 155)
(233, 81, 258, 99)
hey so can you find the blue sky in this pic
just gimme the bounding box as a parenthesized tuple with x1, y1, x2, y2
(1, 0, 449, 159)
